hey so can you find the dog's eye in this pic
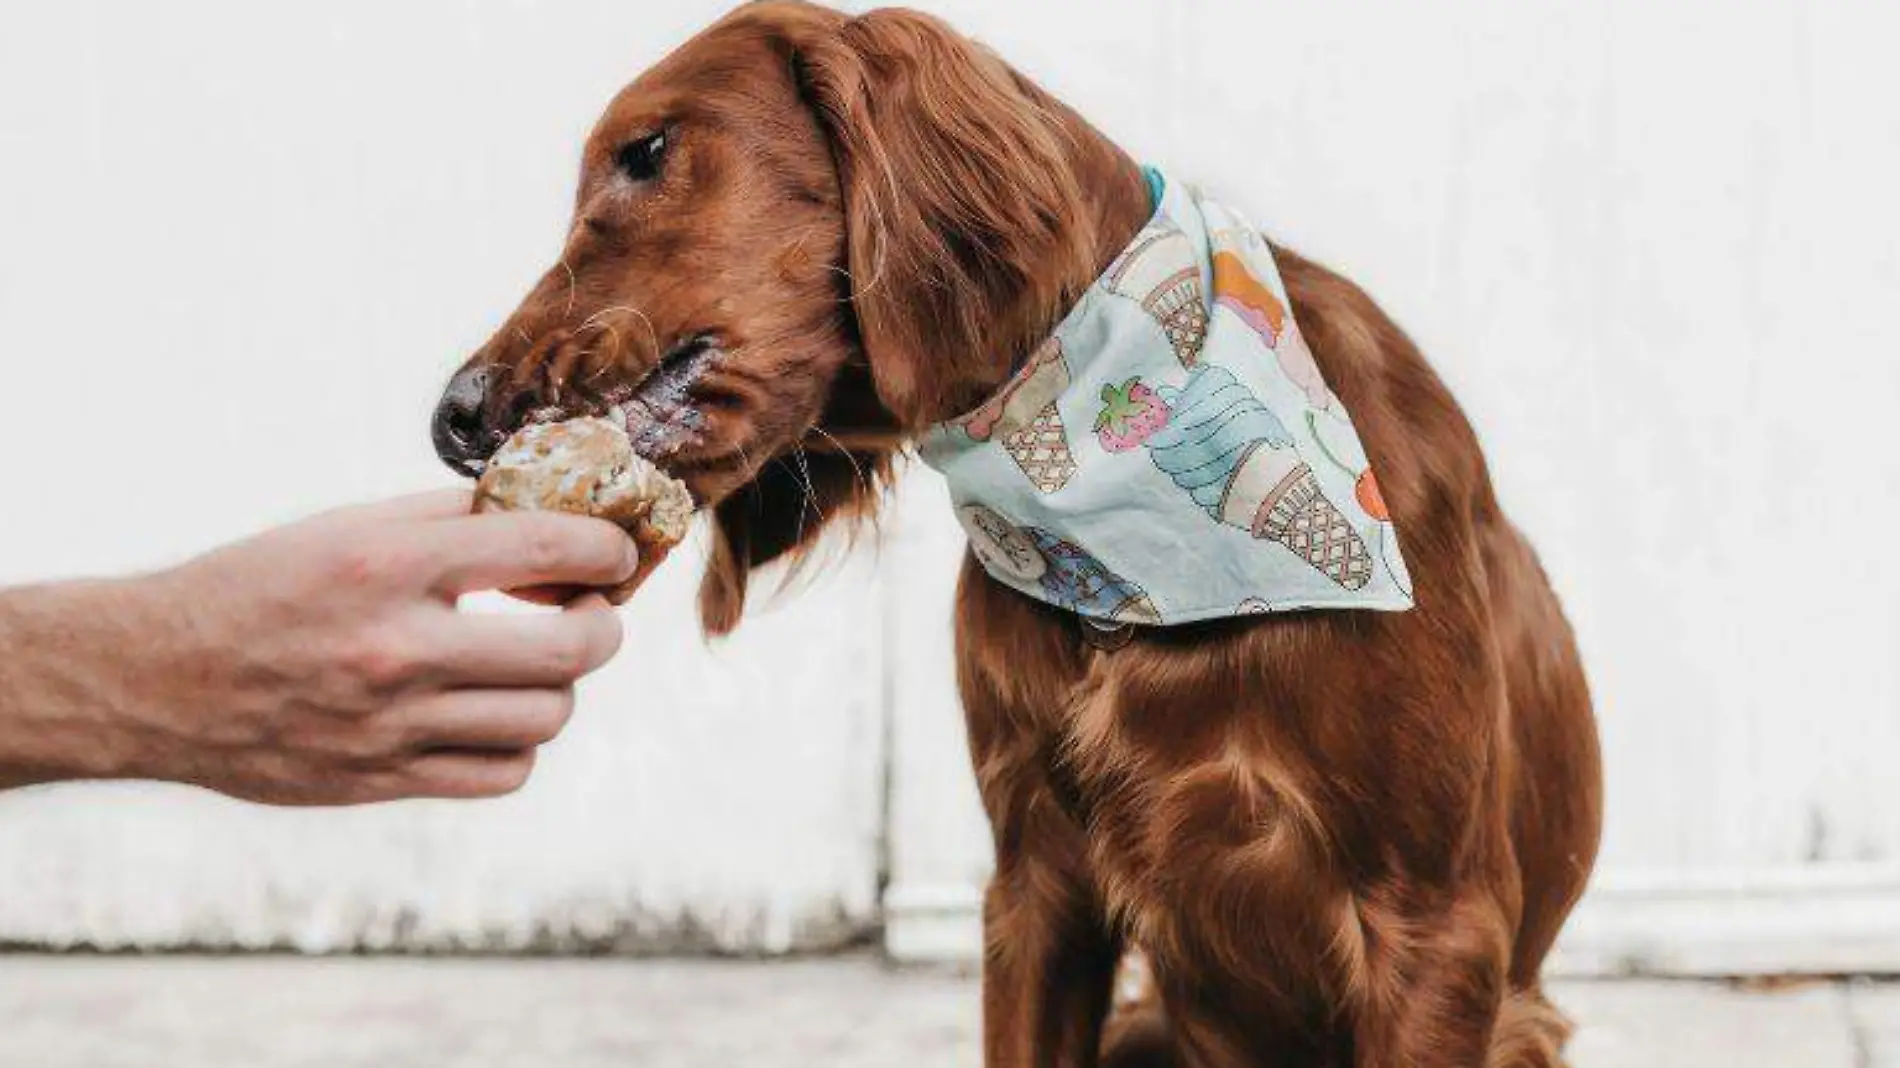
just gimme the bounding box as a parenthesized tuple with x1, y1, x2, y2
(615, 130, 667, 182)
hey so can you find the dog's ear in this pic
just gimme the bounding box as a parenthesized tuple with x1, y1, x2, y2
(788, 8, 1103, 427)
(697, 360, 901, 636)
(694, 4, 1115, 636)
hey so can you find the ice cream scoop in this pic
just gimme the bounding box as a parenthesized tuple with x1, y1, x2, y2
(1145, 365, 1371, 590)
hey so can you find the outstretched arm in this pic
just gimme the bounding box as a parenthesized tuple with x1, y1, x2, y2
(0, 490, 640, 804)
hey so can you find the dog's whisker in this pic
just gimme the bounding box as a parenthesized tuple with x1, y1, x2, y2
(806, 425, 871, 495)
(580, 304, 663, 365)
(847, 184, 894, 303)
(791, 443, 821, 543)
(545, 334, 590, 393)
(558, 259, 579, 320)
(588, 324, 625, 377)
(731, 438, 758, 484)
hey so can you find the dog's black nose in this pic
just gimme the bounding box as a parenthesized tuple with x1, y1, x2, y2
(432, 366, 495, 477)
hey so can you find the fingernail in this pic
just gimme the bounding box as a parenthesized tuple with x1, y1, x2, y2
(621, 539, 641, 578)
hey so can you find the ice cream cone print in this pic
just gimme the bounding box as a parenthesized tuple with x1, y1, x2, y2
(1230, 447, 1374, 589)
(1211, 229, 1339, 412)
(1105, 223, 1208, 366)
(953, 336, 1077, 493)
(1144, 365, 1372, 589)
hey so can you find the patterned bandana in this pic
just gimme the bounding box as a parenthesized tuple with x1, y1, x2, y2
(917, 169, 1414, 626)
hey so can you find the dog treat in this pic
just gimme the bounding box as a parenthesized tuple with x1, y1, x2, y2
(473, 417, 694, 547)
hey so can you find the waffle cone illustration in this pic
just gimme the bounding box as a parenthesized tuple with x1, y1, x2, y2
(1105, 223, 1208, 366)
(1146, 365, 1372, 590)
(954, 337, 1076, 493)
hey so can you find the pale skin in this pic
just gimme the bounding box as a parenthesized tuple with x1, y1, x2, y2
(0, 489, 642, 805)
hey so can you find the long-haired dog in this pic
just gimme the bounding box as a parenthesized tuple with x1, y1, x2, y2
(431, 4, 1602, 1065)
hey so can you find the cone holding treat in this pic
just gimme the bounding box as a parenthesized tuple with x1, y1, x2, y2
(1105, 223, 1208, 366)
(1142, 365, 1371, 590)
(1226, 447, 1373, 590)
(953, 336, 1077, 494)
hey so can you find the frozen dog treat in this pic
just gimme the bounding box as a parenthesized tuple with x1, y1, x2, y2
(473, 417, 694, 547)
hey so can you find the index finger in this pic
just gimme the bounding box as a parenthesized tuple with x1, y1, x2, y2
(427, 511, 639, 596)
(309, 488, 476, 527)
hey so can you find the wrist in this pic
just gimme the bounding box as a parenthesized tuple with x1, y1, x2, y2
(0, 576, 174, 788)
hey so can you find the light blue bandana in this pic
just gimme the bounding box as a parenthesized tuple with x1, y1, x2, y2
(918, 169, 1414, 626)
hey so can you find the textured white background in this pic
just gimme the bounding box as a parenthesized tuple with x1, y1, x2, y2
(0, 0, 1896, 970)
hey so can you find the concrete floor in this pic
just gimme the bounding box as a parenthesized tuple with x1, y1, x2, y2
(0, 956, 1894, 1067)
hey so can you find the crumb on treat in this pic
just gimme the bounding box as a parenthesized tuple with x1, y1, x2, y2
(473, 417, 694, 546)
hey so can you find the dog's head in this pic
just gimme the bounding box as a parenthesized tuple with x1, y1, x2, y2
(431, 1, 1140, 632)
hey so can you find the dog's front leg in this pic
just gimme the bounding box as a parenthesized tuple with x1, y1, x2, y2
(976, 753, 1120, 1068)
(958, 564, 1122, 1067)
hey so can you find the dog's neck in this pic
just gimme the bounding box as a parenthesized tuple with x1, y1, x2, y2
(977, 120, 1154, 407)
(1069, 136, 1156, 295)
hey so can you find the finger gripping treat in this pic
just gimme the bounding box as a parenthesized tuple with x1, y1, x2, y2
(473, 417, 694, 547)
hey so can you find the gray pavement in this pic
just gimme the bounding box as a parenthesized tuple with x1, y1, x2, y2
(0, 955, 1892, 1067)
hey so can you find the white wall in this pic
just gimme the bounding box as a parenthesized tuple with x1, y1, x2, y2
(1, 0, 1897, 973)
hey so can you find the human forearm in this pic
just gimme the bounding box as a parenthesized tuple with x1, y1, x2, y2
(0, 577, 161, 789)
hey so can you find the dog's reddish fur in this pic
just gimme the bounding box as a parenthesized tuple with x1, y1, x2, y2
(445, 4, 1603, 1064)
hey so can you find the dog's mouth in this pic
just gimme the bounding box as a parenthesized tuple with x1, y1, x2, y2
(503, 334, 719, 467)
(606, 334, 719, 462)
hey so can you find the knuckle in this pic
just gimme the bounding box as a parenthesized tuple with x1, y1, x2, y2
(329, 549, 378, 589)
(549, 632, 595, 679)
(342, 631, 424, 691)
(519, 626, 589, 682)
(518, 521, 572, 574)
(329, 540, 410, 591)
(341, 725, 408, 768)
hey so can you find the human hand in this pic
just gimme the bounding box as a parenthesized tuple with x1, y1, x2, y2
(0, 490, 640, 803)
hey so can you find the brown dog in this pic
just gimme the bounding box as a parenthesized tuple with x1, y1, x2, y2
(430, 4, 1602, 1065)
